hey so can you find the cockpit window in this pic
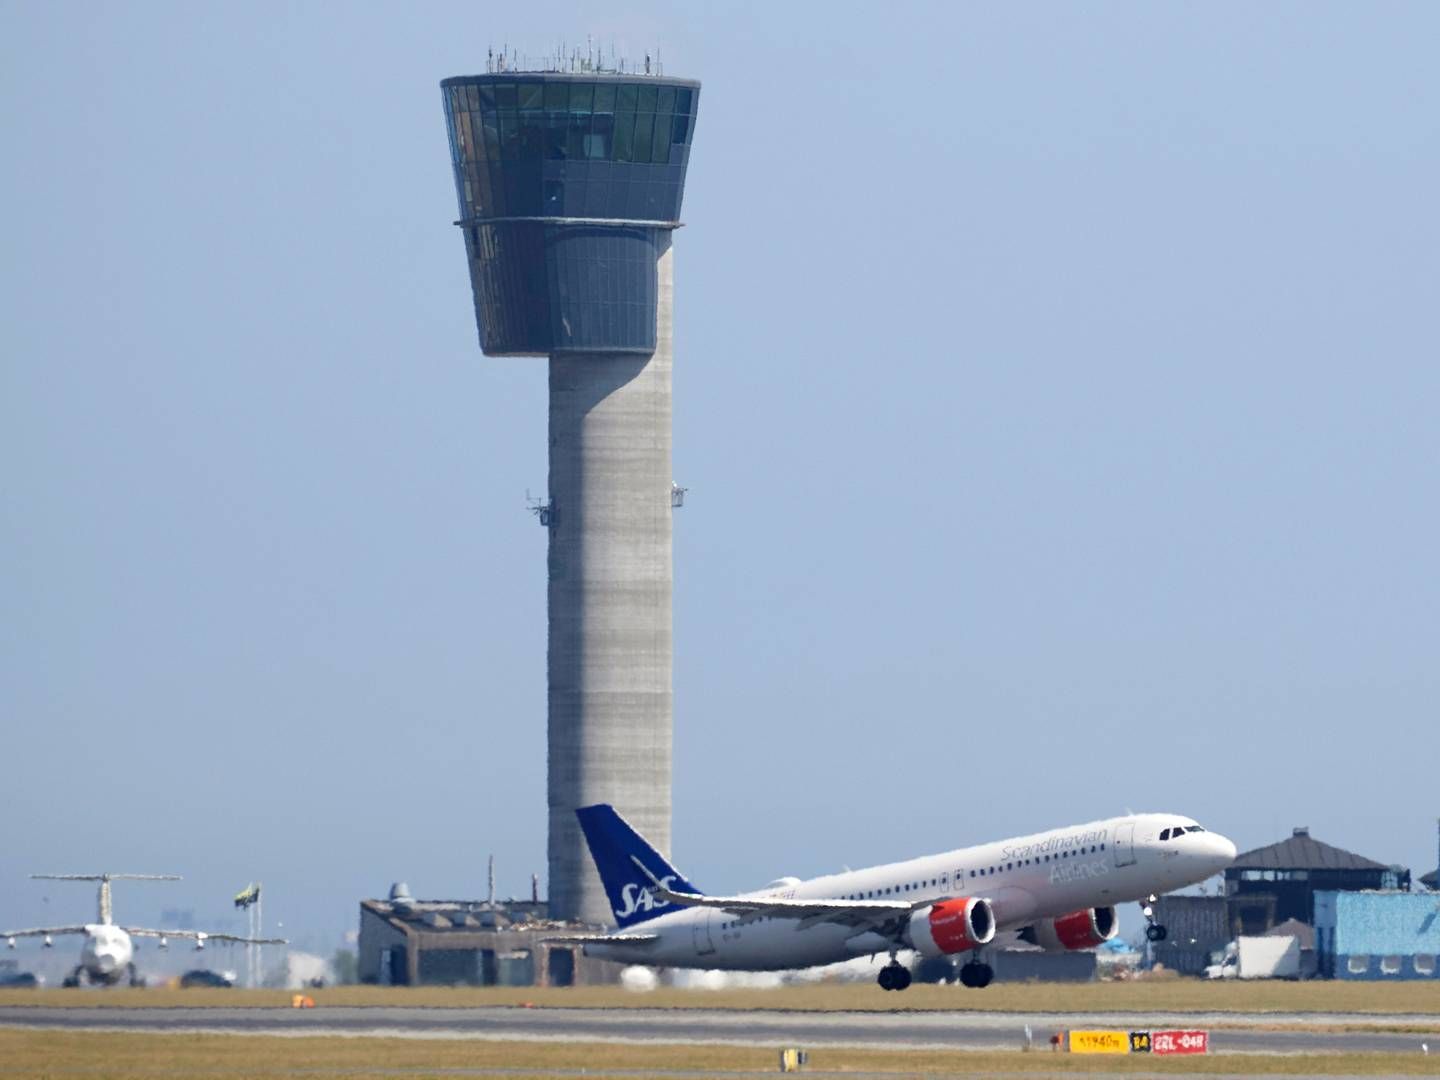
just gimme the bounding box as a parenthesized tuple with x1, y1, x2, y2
(1160, 825, 1202, 841)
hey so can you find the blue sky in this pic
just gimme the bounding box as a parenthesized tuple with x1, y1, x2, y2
(3, 2, 1437, 952)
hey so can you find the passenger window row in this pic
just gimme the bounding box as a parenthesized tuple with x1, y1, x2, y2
(835, 843, 1111, 898)
(968, 844, 1107, 877)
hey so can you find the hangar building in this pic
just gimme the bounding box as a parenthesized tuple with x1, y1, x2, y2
(357, 884, 619, 987)
(1315, 891, 1440, 980)
(1225, 827, 1408, 933)
(1152, 826, 1413, 975)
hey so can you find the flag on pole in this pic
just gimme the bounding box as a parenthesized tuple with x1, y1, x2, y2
(234, 883, 261, 909)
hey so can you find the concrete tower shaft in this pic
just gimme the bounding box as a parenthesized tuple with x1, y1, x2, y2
(441, 72, 699, 923)
(547, 240, 673, 921)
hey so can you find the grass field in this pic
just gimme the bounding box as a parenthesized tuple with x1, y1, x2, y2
(3, 1030, 1438, 1079)
(3, 980, 1440, 1015)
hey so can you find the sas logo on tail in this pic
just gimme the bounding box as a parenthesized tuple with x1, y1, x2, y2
(615, 875, 678, 919)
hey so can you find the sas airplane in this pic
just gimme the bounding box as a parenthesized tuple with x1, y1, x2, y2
(3, 874, 285, 987)
(574, 805, 1236, 989)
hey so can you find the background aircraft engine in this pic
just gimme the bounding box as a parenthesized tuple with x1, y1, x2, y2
(904, 897, 995, 957)
(1024, 906, 1119, 951)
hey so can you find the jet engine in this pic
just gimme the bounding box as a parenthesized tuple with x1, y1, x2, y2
(1021, 906, 1118, 952)
(904, 897, 995, 957)
(194, 933, 207, 952)
(42, 935, 53, 948)
(159, 937, 169, 949)
(6, 937, 14, 949)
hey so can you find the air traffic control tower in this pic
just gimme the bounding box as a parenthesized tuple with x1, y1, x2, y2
(440, 64, 700, 923)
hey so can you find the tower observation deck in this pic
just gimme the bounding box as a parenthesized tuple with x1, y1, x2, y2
(441, 68, 701, 923)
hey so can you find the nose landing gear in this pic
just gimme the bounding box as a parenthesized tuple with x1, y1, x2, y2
(1141, 895, 1168, 942)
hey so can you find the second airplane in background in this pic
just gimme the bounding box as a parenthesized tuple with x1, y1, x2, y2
(3, 873, 285, 987)
(575, 806, 1236, 989)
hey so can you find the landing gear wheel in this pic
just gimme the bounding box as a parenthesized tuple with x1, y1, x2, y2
(127, 963, 146, 988)
(959, 961, 994, 988)
(877, 960, 911, 991)
(1139, 894, 1169, 944)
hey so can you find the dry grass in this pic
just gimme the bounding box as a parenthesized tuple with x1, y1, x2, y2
(3, 979, 1440, 1016)
(2, 1029, 1438, 1078)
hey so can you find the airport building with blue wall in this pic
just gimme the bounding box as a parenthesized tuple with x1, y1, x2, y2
(1315, 891, 1440, 980)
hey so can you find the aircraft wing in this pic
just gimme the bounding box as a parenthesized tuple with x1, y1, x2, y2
(543, 933, 660, 946)
(1, 926, 88, 940)
(654, 884, 920, 931)
(124, 928, 287, 945)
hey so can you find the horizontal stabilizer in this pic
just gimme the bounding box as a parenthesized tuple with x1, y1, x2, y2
(31, 874, 181, 882)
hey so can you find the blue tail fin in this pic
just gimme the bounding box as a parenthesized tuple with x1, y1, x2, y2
(575, 804, 701, 928)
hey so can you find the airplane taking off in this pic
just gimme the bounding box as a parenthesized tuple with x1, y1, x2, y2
(575, 806, 1236, 989)
(2, 874, 285, 987)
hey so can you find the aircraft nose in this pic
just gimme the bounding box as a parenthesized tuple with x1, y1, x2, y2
(1212, 834, 1238, 866)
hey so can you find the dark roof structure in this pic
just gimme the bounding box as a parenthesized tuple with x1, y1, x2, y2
(362, 896, 563, 934)
(1230, 827, 1388, 872)
(1423, 869, 1438, 890)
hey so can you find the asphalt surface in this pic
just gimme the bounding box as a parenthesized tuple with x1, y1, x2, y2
(1, 1004, 1437, 1056)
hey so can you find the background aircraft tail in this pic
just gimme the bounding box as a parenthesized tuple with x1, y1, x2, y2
(31, 874, 180, 925)
(575, 805, 701, 928)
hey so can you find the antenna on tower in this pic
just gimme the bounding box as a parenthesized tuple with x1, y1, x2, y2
(525, 489, 554, 528)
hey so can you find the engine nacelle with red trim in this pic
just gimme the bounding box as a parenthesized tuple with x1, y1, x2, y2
(1022, 906, 1118, 952)
(903, 897, 996, 957)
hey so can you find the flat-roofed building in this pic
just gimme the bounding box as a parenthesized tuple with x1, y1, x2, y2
(357, 884, 620, 987)
(1315, 891, 1440, 980)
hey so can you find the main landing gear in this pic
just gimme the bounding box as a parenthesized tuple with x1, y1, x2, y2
(1142, 894, 1168, 942)
(876, 953, 995, 990)
(127, 963, 145, 988)
(877, 954, 912, 991)
(958, 952, 994, 989)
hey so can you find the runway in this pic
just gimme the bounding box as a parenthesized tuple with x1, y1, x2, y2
(2, 1004, 1435, 1055)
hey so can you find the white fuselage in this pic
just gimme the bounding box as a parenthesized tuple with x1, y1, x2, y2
(78, 924, 134, 984)
(588, 812, 1235, 970)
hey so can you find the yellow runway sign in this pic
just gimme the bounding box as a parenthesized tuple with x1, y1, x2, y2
(1067, 1029, 1130, 1054)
